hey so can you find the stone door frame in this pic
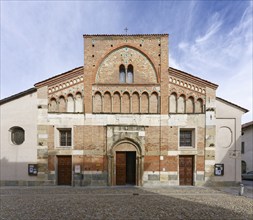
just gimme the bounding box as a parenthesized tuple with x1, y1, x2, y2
(106, 125, 145, 186)
(108, 139, 144, 186)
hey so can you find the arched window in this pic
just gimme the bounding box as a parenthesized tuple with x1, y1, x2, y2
(127, 65, 133, 83)
(113, 92, 121, 113)
(122, 92, 130, 113)
(141, 92, 149, 113)
(150, 92, 158, 113)
(132, 92, 140, 113)
(59, 96, 66, 112)
(169, 93, 177, 113)
(75, 92, 83, 113)
(119, 65, 126, 83)
(104, 92, 112, 113)
(186, 96, 194, 113)
(49, 98, 57, 112)
(178, 95, 185, 113)
(10, 126, 25, 145)
(67, 94, 74, 112)
(93, 92, 102, 113)
(195, 98, 203, 113)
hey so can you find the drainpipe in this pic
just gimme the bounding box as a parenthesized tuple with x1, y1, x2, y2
(159, 96, 162, 180)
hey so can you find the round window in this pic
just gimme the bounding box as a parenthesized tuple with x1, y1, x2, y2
(10, 127, 25, 145)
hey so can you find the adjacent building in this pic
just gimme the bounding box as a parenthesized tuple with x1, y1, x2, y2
(0, 34, 248, 187)
(241, 121, 253, 173)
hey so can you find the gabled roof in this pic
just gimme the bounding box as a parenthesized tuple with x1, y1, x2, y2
(242, 121, 253, 129)
(169, 67, 218, 90)
(34, 66, 83, 88)
(83, 34, 168, 37)
(0, 88, 37, 105)
(216, 97, 249, 113)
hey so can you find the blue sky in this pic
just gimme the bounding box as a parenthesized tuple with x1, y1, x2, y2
(1, 1, 252, 123)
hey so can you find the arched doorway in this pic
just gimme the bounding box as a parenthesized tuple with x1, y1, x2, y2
(108, 140, 143, 186)
(116, 151, 136, 185)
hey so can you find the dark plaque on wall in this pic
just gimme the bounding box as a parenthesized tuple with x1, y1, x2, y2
(28, 164, 38, 176)
(214, 164, 224, 176)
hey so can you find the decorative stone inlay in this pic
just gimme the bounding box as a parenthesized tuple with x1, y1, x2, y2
(169, 77, 205, 94)
(48, 76, 84, 94)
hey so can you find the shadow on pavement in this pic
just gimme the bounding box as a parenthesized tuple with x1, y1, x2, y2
(1, 186, 253, 219)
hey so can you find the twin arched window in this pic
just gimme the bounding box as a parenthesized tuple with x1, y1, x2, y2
(119, 64, 133, 83)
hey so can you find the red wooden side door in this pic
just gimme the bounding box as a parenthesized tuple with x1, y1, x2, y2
(116, 152, 126, 185)
(179, 156, 194, 185)
(58, 156, 72, 185)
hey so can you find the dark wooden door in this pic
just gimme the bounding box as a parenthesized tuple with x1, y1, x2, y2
(58, 156, 72, 185)
(179, 156, 193, 185)
(126, 152, 136, 184)
(116, 152, 126, 185)
(116, 152, 136, 185)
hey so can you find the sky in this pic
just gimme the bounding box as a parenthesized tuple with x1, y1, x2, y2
(1, 1, 252, 123)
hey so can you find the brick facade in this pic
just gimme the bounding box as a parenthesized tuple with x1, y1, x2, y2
(33, 34, 220, 187)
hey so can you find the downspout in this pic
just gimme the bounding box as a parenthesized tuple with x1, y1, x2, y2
(159, 95, 162, 180)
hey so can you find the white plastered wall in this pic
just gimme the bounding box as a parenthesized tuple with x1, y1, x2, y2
(0, 92, 38, 181)
(215, 99, 245, 182)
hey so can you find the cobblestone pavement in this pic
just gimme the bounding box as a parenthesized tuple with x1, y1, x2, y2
(1, 186, 253, 220)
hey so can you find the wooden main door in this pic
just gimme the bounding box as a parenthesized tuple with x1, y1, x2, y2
(58, 156, 72, 185)
(179, 155, 194, 185)
(116, 152, 136, 185)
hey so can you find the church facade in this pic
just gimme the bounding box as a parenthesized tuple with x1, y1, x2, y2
(0, 34, 248, 186)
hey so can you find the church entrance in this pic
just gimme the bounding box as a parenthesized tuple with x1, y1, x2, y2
(116, 151, 136, 185)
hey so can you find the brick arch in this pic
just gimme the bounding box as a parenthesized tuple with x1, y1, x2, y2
(102, 90, 112, 96)
(170, 91, 178, 97)
(66, 92, 74, 98)
(58, 94, 67, 99)
(95, 45, 158, 83)
(75, 91, 83, 96)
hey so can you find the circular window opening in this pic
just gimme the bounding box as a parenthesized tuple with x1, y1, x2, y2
(10, 127, 25, 145)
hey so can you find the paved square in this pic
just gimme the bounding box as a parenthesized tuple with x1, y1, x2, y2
(1, 186, 252, 220)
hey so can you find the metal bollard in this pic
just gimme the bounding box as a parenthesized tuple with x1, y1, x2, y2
(239, 184, 244, 196)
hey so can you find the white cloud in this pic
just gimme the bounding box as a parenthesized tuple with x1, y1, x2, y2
(0, 1, 125, 98)
(1, 1, 252, 123)
(174, 3, 252, 123)
(196, 12, 223, 43)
